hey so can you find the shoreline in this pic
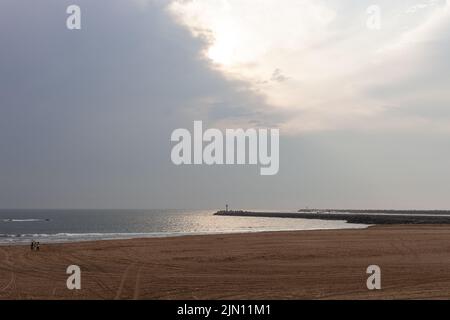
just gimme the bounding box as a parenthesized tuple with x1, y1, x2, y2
(2, 224, 450, 299)
(0, 223, 371, 247)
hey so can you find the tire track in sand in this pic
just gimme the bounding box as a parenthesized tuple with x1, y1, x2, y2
(114, 263, 143, 300)
(133, 267, 142, 300)
(115, 263, 134, 299)
(0, 248, 15, 295)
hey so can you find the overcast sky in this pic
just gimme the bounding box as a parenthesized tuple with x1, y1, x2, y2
(1, 0, 450, 210)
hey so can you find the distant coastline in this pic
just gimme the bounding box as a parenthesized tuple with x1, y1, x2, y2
(215, 209, 450, 225)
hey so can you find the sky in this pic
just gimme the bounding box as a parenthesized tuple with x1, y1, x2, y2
(1, 0, 450, 210)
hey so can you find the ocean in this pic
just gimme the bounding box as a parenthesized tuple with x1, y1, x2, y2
(0, 209, 368, 245)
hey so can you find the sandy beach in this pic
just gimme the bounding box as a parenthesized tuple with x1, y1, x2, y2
(1, 225, 450, 300)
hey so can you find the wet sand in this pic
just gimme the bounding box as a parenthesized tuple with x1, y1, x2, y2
(1, 225, 450, 300)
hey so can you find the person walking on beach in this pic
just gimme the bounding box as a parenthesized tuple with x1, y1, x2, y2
(30, 240, 40, 251)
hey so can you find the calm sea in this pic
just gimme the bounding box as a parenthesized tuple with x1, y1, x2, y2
(0, 209, 368, 245)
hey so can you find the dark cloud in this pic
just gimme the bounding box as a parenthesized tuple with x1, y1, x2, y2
(0, 0, 279, 208)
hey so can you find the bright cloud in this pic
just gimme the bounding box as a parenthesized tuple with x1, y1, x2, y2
(168, 0, 450, 134)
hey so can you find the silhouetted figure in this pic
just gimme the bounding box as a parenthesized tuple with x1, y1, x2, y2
(31, 240, 35, 251)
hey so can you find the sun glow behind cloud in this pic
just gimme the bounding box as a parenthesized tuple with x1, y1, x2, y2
(170, 0, 335, 67)
(168, 0, 450, 133)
